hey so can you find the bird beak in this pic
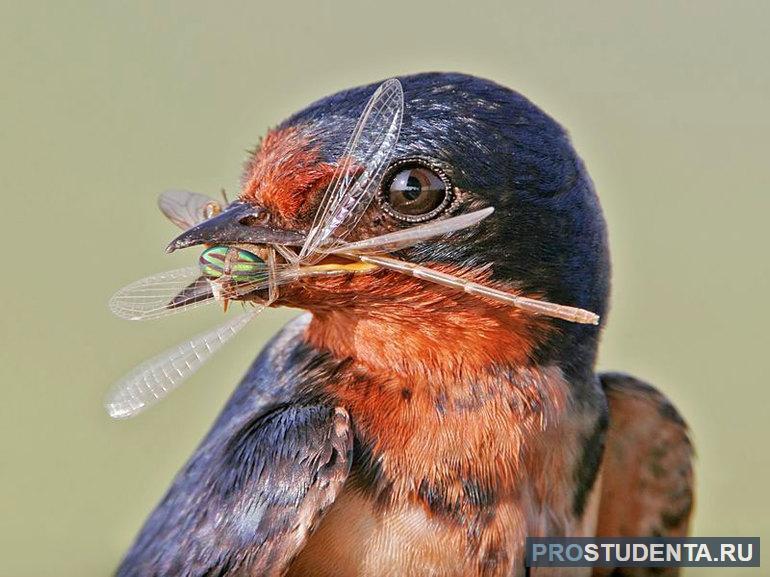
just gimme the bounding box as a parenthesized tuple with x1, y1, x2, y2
(166, 202, 306, 253)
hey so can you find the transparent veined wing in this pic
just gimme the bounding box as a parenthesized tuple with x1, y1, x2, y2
(109, 266, 278, 321)
(330, 207, 494, 255)
(108, 261, 351, 321)
(299, 78, 404, 261)
(109, 266, 218, 320)
(108, 265, 275, 321)
(158, 189, 223, 230)
(104, 309, 260, 418)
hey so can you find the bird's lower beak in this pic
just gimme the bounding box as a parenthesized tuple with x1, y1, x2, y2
(166, 202, 306, 253)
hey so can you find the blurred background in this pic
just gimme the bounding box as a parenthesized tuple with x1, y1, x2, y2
(1, 1, 768, 575)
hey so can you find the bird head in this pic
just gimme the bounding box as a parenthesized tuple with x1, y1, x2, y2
(168, 73, 610, 378)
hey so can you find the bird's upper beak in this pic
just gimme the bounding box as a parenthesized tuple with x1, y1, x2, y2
(166, 202, 306, 253)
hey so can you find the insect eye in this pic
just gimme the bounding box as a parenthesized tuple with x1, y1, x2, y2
(381, 160, 453, 222)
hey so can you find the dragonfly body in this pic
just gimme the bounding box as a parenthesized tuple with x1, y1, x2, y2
(113, 73, 694, 576)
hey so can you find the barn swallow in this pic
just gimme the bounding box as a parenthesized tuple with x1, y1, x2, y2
(115, 73, 694, 577)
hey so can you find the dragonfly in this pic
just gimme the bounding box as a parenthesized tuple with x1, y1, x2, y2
(106, 78, 599, 420)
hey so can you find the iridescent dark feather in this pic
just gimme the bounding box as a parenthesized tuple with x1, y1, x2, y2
(117, 320, 353, 577)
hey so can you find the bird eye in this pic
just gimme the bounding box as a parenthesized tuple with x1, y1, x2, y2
(380, 159, 453, 222)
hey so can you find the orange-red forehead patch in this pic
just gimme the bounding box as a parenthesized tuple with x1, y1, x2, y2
(240, 126, 337, 223)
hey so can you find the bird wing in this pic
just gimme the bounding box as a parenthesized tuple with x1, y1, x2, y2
(595, 373, 694, 548)
(115, 315, 354, 577)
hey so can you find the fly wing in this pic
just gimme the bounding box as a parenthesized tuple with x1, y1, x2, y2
(158, 189, 223, 230)
(330, 207, 494, 255)
(109, 266, 216, 320)
(104, 309, 259, 419)
(298, 79, 403, 262)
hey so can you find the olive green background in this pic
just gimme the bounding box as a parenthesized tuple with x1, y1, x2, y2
(1, 1, 768, 575)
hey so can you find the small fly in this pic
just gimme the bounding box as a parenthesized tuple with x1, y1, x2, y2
(106, 79, 599, 419)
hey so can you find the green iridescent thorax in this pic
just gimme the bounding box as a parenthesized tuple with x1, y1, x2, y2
(199, 246, 267, 282)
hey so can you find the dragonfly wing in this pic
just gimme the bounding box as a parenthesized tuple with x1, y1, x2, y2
(158, 189, 222, 230)
(331, 207, 495, 255)
(109, 266, 215, 321)
(104, 309, 260, 419)
(109, 263, 308, 321)
(168, 276, 217, 310)
(299, 79, 404, 261)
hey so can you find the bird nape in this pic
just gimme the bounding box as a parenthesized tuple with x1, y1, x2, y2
(110, 72, 694, 577)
